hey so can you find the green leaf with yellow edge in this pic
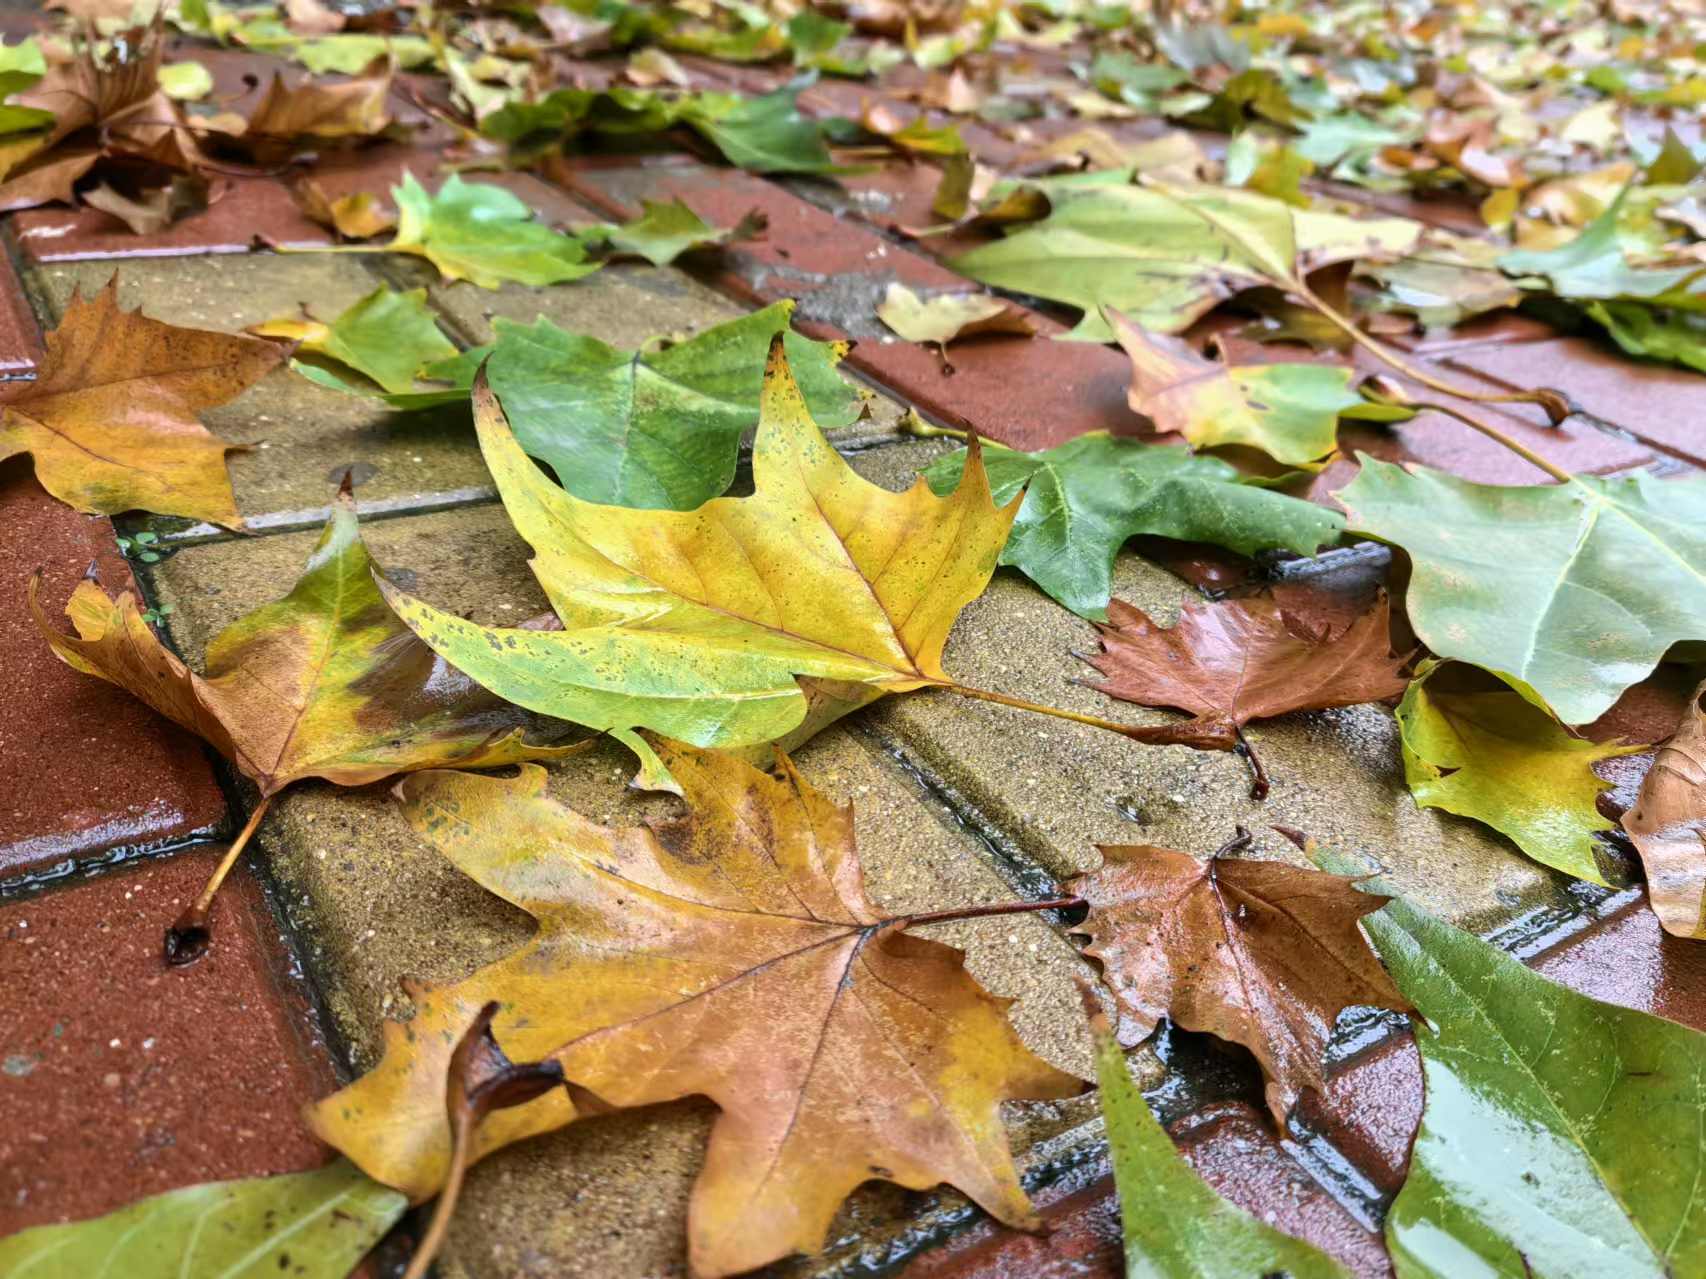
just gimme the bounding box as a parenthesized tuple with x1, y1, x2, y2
(387, 173, 601, 288)
(485, 300, 861, 509)
(0, 36, 52, 134)
(31, 484, 576, 797)
(1356, 888, 1706, 1279)
(951, 180, 1419, 341)
(1339, 456, 1706, 726)
(1087, 996, 1349, 1279)
(380, 340, 1022, 781)
(309, 741, 1078, 1279)
(251, 285, 457, 395)
(1108, 309, 1355, 466)
(0, 1160, 404, 1278)
(1397, 660, 1640, 884)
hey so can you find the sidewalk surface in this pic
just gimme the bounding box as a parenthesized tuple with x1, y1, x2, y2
(3, 6, 1705, 1278)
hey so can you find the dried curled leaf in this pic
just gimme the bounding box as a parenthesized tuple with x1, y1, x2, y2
(1622, 681, 1706, 938)
(31, 483, 576, 796)
(309, 741, 1078, 1278)
(0, 280, 282, 526)
(1070, 836, 1408, 1125)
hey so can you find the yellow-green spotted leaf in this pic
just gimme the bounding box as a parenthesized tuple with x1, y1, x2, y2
(0, 1161, 404, 1278)
(1396, 660, 1639, 884)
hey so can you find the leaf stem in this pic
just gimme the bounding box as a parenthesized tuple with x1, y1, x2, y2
(1233, 727, 1270, 801)
(401, 1115, 472, 1279)
(902, 416, 970, 442)
(904, 896, 1086, 928)
(1297, 283, 1571, 423)
(1399, 395, 1575, 484)
(939, 681, 1161, 741)
(164, 794, 273, 966)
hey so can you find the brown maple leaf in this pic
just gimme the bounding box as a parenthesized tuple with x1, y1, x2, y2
(0, 18, 209, 219)
(1077, 594, 1410, 798)
(1, 280, 283, 527)
(1622, 680, 1706, 939)
(238, 63, 395, 166)
(1068, 829, 1409, 1126)
(308, 740, 1082, 1279)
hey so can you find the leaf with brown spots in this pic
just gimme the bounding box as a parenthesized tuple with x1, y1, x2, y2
(1069, 831, 1408, 1126)
(1622, 680, 1706, 940)
(31, 480, 578, 959)
(1078, 593, 1409, 797)
(309, 740, 1082, 1279)
(0, 280, 282, 527)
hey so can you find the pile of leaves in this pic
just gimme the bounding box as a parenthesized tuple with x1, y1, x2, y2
(7, 0, 1706, 1277)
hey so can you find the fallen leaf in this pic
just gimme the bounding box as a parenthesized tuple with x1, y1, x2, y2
(0, 1161, 404, 1277)
(0, 37, 53, 137)
(1069, 832, 1407, 1125)
(1109, 309, 1357, 466)
(1500, 189, 1700, 301)
(1085, 986, 1349, 1278)
(240, 63, 392, 163)
(1338, 455, 1706, 726)
(922, 433, 1344, 620)
(379, 341, 1025, 784)
(951, 179, 1419, 340)
(1397, 659, 1638, 885)
(309, 742, 1081, 1278)
(31, 482, 574, 801)
(251, 286, 457, 395)
(875, 283, 1036, 349)
(1349, 871, 1706, 1278)
(0, 280, 281, 526)
(1622, 680, 1706, 938)
(485, 300, 861, 508)
(385, 172, 601, 288)
(1079, 594, 1408, 796)
(1584, 300, 1706, 375)
(583, 196, 761, 266)
(82, 173, 207, 234)
(294, 178, 397, 239)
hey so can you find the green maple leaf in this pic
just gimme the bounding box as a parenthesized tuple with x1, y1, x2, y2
(1499, 189, 1703, 301)
(950, 180, 1418, 341)
(582, 197, 752, 267)
(1364, 892, 1706, 1279)
(0, 1161, 403, 1277)
(484, 300, 860, 509)
(1396, 660, 1639, 884)
(1339, 456, 1706, 725)
(922, 433, 1344, 620)
(387, 173, 601, 288)
(254, 286, 457, 396)
(1088, 1004, 1348, 1279)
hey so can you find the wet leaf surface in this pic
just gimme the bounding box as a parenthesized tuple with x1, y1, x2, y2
(1072, 832, 1408, 1124)
(1087, 989, 1349, 1278)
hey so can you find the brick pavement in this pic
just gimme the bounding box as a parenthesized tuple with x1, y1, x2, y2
(2, 28, 1703, 1279)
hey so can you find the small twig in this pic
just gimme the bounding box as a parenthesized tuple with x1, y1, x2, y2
(938, 680, 1164, 743)
(1209, 826, 1254, 860)
(165, 794, 273, 966)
